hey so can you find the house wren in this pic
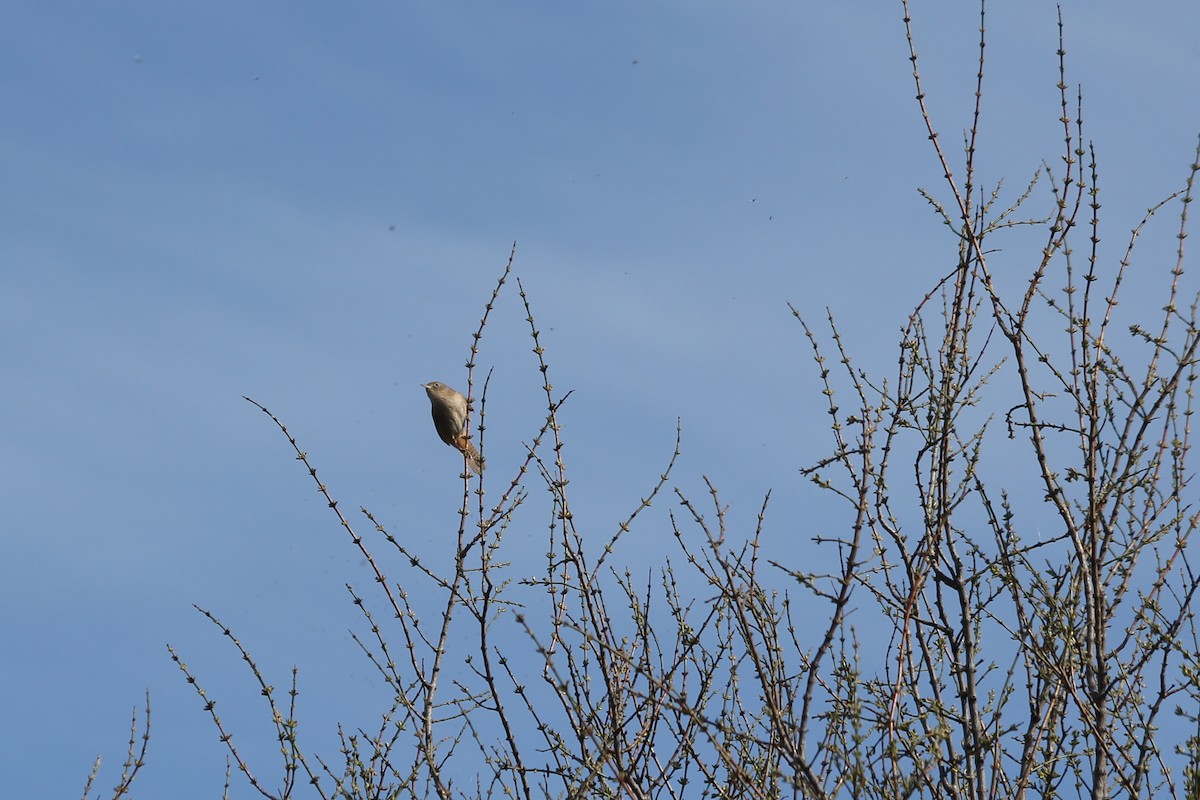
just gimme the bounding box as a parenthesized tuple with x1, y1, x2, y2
(422, 381, 484, 474)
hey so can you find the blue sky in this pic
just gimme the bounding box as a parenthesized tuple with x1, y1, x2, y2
(2, 2, 1198, 796)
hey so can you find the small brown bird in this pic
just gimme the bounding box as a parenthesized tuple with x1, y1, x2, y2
(422, 381, 484, 474)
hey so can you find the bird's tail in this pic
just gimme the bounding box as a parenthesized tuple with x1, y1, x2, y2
(455, 435, 485, 474)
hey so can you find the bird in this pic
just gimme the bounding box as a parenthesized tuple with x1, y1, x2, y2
(421, 381, 484, 474)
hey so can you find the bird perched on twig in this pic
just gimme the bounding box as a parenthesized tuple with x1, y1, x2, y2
(422, 381, 484, 474)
